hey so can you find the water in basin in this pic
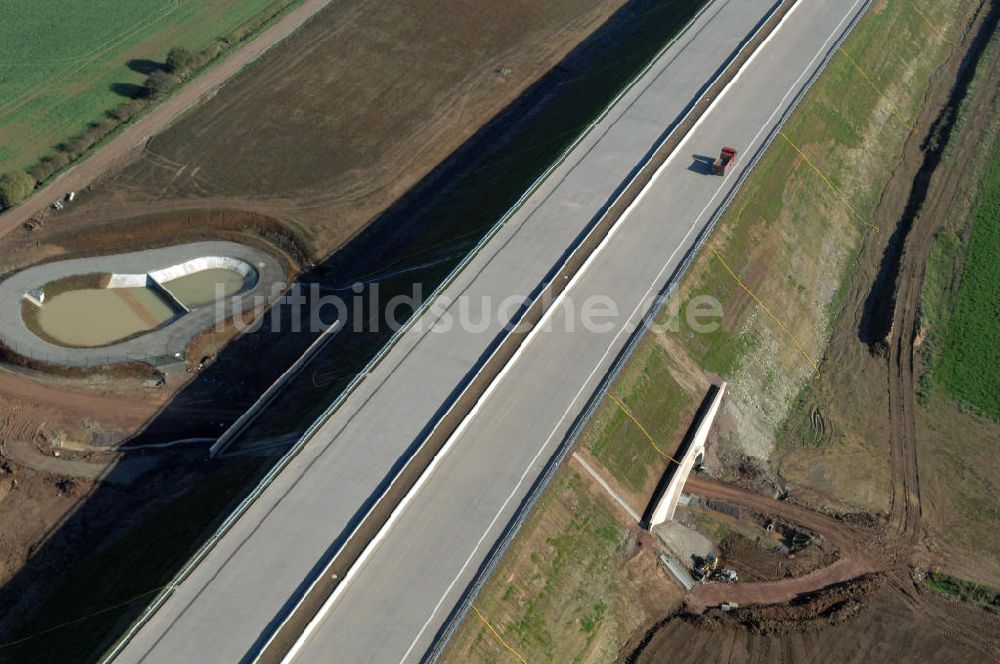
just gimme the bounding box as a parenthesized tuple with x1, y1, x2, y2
(162, 268, 246, 309)
(36, 287, 177, 347)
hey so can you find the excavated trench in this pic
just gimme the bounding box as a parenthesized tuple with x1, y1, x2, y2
(860, 0, 999, 350)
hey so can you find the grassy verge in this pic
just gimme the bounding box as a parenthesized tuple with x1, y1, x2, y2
(0, 0, 306, 204)
(581, 340, 696, 495)
(440, 467, 654, 664)
(925, 572, 1000, 615)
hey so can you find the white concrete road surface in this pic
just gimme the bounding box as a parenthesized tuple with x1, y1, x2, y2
(286, 0, 869, 661)
(109, 0, 869, 662)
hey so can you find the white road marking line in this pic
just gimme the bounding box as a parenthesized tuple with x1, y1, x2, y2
(394, 1, 864, 661)
(282, 0, 866, 660)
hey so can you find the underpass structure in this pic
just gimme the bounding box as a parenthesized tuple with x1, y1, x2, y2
(105, 0, 874, 662)
(647, 382, 727, 527)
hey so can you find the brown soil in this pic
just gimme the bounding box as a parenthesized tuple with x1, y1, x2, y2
(718, 532, 836, 583)
(683, 476, 892, 612)
(0, 366, 166, 586)
(629, 2, 1000, 658)
(1, 0, 629, 269)
(627, 577, 1000, 663)
(873, 0, 1000, 549)
(0, 0, 337, 242)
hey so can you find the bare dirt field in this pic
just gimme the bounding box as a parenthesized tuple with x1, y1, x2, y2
(628, 576, 1000, 663)
(2, 0, 631, 268)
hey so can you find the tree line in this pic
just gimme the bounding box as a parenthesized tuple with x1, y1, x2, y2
(0, 47, 196, 210)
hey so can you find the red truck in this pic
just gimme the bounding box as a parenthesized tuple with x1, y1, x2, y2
(712, 146, 737, 175)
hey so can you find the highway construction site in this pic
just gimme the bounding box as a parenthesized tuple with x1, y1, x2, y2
(629, 0, 1000, 658)
(442, 0, 1000, 661)
(0, 0, 999, 662)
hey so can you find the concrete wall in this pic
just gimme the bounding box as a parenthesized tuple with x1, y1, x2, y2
(107, 256, 256, 290)
(104, 257, 258, 314)
(106, 273, 149, 289)
(646, 382, 726, 527)
(148, 256, 255, 285)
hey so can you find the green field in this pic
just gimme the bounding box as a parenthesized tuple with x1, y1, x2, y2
(936, 140, 1000, 420)
(0, 0, 292, 173)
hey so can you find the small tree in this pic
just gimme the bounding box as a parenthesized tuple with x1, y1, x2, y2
(165, 47, 194, 74)
(0, 171, 36, 209)
(143, 70, 176, 99)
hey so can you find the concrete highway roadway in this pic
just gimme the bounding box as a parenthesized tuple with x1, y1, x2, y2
(285, 0, 870, 661)
(109, 0, 868, 661)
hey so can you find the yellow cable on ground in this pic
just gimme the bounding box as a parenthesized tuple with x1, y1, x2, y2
(907, 0, 955, 44)
(608, 395, 682, 465)
(471, 604, 528, 664)
(711, 249, 821, 379)
(837, 47, 912, 132)
(779, 131, 880, 232)
(0, 584, 169, 650)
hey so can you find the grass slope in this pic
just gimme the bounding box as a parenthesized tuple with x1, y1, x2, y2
(588, 0, 965, 497)
(441, 468, 633, 663)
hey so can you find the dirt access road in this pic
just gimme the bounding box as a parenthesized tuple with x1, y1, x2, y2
(878, 0, 1000, 547)
(641, 0, 1000, 643)
(0, 0, 334, 239)
(684, 476, 892, 612)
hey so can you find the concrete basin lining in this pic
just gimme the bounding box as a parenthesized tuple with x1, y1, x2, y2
(104, 256, 256, 288)
(0, 241, 285, 367)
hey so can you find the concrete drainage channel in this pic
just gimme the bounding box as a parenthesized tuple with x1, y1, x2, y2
(249, 1, 800, 661)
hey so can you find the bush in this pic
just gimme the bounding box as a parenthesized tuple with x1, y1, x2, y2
(165, 47, 194, 74)
(108, 99, 145, 123)
(28, 153, 70, 182)
(143, 70, 177, 99)
(0, 170, 36, 209)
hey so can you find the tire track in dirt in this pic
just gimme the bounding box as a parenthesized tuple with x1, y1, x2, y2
(684, 476, 891, 613)
(632, 9, 1000, 653)
(872, 0, 999, 543)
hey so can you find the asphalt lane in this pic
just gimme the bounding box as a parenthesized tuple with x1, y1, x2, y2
(289, 0, 871, 661)
(110, 1, 789, 662)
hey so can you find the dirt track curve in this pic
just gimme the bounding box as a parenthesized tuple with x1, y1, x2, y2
(684, 476, 891, 612)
